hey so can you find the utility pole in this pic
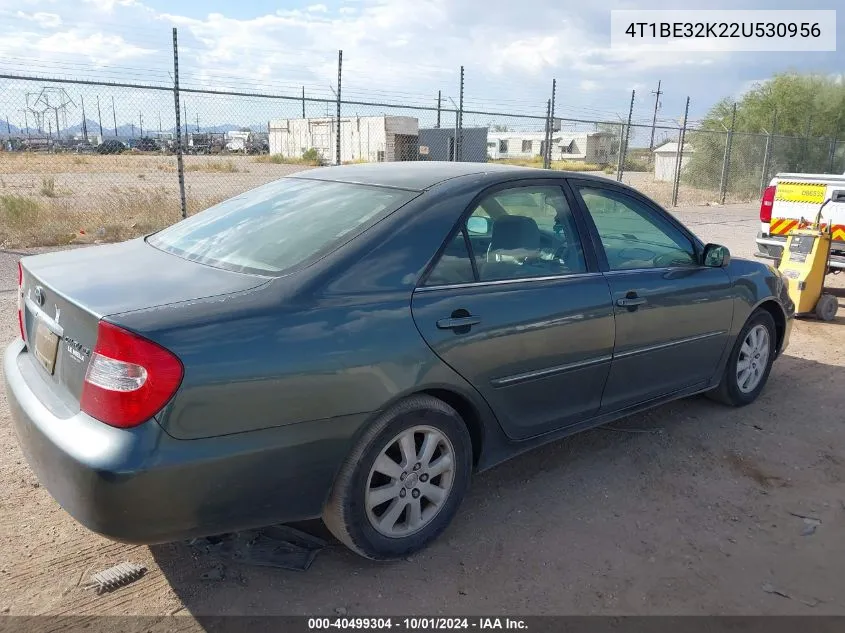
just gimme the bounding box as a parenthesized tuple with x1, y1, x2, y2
(96, 95, 103, 138)
(183, 102, 188, 139)
(196, 113, 199, 133)
(436, 90, 441, 129)
(139, 111, 144, 138)
(131, 123, 135, 138)
(80, 96, 88, 143)
(649, 80, 662, 150)
(111, 95, 118, 138)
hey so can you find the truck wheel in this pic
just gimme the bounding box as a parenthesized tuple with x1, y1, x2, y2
(708, 309, 776, 407)
(323, 395, 472, 560)
(815, 294, 838, 321)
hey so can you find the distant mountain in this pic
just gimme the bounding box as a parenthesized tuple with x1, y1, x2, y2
(3, 118, 268, 139)
(1, 120, 21, 135)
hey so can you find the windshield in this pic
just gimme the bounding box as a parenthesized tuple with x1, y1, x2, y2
(148, 178, 414, 275)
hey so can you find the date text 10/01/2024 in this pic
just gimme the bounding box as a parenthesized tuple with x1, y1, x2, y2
(624, 22, 822, 38)
(308, 618, 529, 630)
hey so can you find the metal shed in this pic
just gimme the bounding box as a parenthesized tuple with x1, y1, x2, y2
(417, 127, 489, 162)
(653, 141, 695, 182)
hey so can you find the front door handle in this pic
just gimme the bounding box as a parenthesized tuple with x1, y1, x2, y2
(437, 316, 481, 330)
(616, 296, 647, 308)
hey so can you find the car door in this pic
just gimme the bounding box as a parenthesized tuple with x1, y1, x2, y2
(411, 181, 616, 440)
(569, 180, 735, 413)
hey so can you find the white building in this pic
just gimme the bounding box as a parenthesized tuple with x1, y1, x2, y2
(486, 131, 615, 164)
(268, 116, 419, 163)
(653, 141, 694, 182)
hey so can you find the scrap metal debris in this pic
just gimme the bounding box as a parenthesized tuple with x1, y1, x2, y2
(87, 562, 146, 594)
(192, 524, 327, 572)
(801, 518, 821, 536)
(762, 582, 791, 599)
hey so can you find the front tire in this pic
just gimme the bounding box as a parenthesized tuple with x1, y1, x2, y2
(323, 395, 472, 560)
(708, 309, 776, 407)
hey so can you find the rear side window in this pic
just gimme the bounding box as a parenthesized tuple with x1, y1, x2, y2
(148, 178, 414, 275)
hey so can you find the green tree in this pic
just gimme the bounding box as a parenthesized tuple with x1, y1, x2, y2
(684, 73, 845, 196)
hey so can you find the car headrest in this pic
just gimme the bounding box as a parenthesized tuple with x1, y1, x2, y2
(489, 215, 541, 252)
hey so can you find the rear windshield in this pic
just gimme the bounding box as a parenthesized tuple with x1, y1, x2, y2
(147, 177, 414, 275)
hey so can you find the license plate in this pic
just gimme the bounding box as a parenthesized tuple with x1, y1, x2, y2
(33, 319, 60, 375)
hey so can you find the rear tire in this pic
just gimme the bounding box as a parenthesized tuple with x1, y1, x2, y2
(323, 395, 472, 560)
(708, 309, 776, 407)
(815, 293, 838, 321)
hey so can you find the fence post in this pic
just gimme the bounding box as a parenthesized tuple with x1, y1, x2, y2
(543, 100, 551, 169)
(111, 95, 118, 138)
(457, 66, 464, 161)
(616, 89, 635, 182)
(548, 78, 556, 168)
(436, 90, 441, 129)
(671, 96, 690, 207)
(301, 86, 305, 119)
(336, 49, 342, 165)
(828, 137, 837, 173)
(172, 27, 187, 219)
(95, 96, 103, 138)
(760, 110, 777, 196)
(719, 102, 737, 204)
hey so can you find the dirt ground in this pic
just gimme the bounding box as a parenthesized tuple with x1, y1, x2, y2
(0, 202, 844, 617)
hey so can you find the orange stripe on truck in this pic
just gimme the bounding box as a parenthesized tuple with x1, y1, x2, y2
(768, 219, 845, 240)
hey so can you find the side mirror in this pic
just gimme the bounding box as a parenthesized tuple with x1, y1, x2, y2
(703, 243, 731, 268)
(467, 216, 491, 235)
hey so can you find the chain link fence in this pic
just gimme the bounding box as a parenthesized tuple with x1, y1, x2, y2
(1, 33, 842, 248)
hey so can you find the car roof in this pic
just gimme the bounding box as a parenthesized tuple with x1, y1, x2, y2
(286, 161, 563, 191)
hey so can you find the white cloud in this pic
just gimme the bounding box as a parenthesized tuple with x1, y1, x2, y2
(579, 80, 600, 92)
(339, 7, 356, 14)
(15, 10, 62, 27)
(306, 3, 328, 12)
(83, 0, 138, 12)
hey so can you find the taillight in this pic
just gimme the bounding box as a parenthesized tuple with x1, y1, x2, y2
(17, 262, 25, 341)
(80, 321, 183, 428)
(760, 185, 776, 223)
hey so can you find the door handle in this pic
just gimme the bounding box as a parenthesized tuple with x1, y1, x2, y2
(437, 316, 481, 330)
(616, 297, 647, 308)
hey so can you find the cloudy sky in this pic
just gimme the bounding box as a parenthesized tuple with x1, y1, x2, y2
(0, 0, 841, 135)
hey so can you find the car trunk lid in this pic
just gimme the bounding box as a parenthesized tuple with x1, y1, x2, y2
(18, 238, 268, 408)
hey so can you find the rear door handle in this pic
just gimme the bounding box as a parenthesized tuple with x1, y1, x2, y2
(616, 297, 647, 308)
(437, 316, 481, 330)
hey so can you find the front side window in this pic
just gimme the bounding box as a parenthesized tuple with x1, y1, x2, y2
(466, 186, 587, 282)
(148, 178, 413, 275)
(575, 186, 697, 271)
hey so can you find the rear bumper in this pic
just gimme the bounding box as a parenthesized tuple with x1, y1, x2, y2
(4, 339, 367, 544)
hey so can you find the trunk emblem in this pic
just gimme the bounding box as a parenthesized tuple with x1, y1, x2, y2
(33, 286, 45, 307)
